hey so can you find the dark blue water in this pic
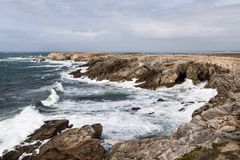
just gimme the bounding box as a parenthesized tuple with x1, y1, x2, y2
(0, 52, 60, 118)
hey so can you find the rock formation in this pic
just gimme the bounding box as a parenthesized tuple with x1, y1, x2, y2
(66, 53, 240, 159)
(10, 52, 240, 159)
(1, 120, 104, 160)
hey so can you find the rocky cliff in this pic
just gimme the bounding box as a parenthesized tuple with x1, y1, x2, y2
(68, 53, 240, 159)
(8, 52, 240, 160)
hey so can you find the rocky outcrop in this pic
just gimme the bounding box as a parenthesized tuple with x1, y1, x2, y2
(1, 120, 104, 160)
(71, 56, 239, 93)
(47, 53, 68, 61)
(33, 56, 45, 63)
(46, 52, 110, 61)
(35, 123, 104, 160)
(106, 94, 240, 159)
(19, 52, 240, 159)
(66, 53, 240, 159)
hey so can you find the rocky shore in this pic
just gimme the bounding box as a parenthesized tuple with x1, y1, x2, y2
(1, 120, 104, 160)
(2, 52, 240, 159)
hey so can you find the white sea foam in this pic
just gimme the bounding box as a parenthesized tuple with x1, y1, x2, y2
(44, 59, 83, 68)
(0, 106, 44, 155)
(41, 89, 60, 107)
(0, 57, 32, 62)
(52, 82, 64, 92)
(40, 82, 64, 107)
(27, 65, 61, 68)
(79, 66, 88, 73)
(46, 79, 217, 140)
(62, 71, 143, 89)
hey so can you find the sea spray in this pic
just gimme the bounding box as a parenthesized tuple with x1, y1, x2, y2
(0, 106, 44, 155)
(41, 82, 64, 107)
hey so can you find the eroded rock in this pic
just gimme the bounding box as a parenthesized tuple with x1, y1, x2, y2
(36, 124, 104, 160)
(1, 121, 104, 160)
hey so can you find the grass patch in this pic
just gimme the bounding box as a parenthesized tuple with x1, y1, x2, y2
(236, 112, 240, 120)
(175, 142, 228, 160)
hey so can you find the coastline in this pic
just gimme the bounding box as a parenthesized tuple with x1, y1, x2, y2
(1, 52, 240, 159)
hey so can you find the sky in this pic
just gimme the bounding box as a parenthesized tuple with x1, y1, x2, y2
(0, 0, 240, 52)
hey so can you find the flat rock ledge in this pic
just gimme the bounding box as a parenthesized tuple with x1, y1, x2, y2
(1, 120, 104, 160)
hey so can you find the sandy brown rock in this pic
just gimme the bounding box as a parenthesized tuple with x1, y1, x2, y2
(47, 53, 67, 61)
(1, 119, 70, 160)
(1, 121, 104, 160)
(63, 53, 240, 160)
(19, 52, 240, 160)
(68, 54, 239, 92)
(35, 124, 104, 160)
(106, 95, 240, 160)
(27, 119, 70, 142)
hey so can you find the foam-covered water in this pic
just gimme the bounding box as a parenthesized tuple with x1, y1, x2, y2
(0, 53, 218, 154)
(0, 106, 44, 153)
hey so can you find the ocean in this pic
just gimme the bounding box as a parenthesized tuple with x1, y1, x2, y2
(0, 52, 218, 154)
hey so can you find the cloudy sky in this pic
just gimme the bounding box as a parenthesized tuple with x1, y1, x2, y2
(0, 0, 240, 52)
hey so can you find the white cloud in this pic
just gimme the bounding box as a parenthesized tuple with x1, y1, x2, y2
(130, 20, 224, 39)
(215, 0, 240, 6)
(0, 0, 240, 51)
(46, 29, 98, 39)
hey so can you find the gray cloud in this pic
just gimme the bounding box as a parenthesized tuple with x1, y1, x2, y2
(0, 0, 240, 52)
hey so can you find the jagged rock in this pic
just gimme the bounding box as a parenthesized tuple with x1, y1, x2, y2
(130, 107, 141, 111)
(157, 98, 165, 102)
(207, 120, 221, 130)
(178, 108, 186, 112)
(36, 124, 104, 160)
(33, 56, 46, 63)
(148, 112, 155, 115)
(69, 54, 239, 93)
(1, 120, 69, 160)
(27, 119, 70, 142)
(221, 126, 236, 133)
(41, 53, 240, 159)
(106, 137, 194, 160)
(47, 53, 66, 61)
(1, 121, 104, 160)
(69, 69, 82, 78)
(202, 107, 228, 120)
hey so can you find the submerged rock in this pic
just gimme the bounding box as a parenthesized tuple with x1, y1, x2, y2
(33, 56, 45, 63)
(157, 98, 165, 102)
(178, 108, 186, 112)
(130, 107, 141, 111)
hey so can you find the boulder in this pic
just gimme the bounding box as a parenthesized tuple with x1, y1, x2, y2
(157, 98, 165, 102)
(69, 69, 82, 78)
(27, 119, 70, 141)
(1, 120, 69, 160)
(1, 121, 104, 160)
(33, 56, 46, 63)
(36, 124, 104, 160)
(221, 126, 236, 133)
(130, 107, 141, 111)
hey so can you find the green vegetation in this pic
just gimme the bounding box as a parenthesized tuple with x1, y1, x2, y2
(237, 112, 240, 120)
(175, 143, 228, 160)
